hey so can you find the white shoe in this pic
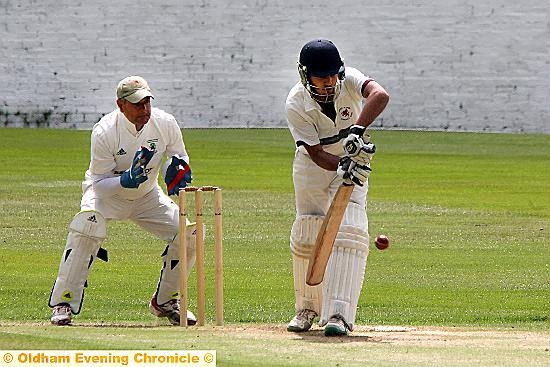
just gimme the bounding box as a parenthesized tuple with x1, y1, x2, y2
(324, 315, 349, 336)
(51, 304, 72, 326)
(287, 309, 317, 332)
(149, 296, 197, 326)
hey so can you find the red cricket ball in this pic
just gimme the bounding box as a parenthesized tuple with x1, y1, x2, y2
(375, 234, 390, 250)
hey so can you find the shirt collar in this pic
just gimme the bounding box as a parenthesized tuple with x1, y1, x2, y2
(118, 110, 141, 136)
(303, 88, 321, 112)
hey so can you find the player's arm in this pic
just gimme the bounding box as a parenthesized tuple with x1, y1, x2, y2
(287, 105, 340, 171)
(163, 116, 192, 195)
(303, 143, 370, 187)
(89, 129, 154, 195)
(92, 146, 154, 196)
(303, 143, 340, 171)
(342, 80, 389, 163)
(164, 115, 189, 161)
(354, 80, 390, 129)
(87, 129, 123, 196)
(344, 80, 389, 149)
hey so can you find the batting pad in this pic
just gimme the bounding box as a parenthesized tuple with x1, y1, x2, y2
(155, 221, 199, 305)
(49, 211, 107, 314)
(319, 203, 369, 330)
(290, 215, 324, 313)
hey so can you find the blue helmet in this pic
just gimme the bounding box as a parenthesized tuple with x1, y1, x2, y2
(298, 39, 345, 103)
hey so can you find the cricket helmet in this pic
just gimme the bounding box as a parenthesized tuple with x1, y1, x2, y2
(298, 39, 345, 103)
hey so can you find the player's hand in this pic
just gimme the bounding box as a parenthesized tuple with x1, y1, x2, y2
(165, 155, 192, 195)
(337, 156, 371, 187)
(342, 125, 376, 165)
(120, 146, 155, 188)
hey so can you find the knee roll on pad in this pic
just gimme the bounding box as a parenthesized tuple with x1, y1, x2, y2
(290, 215, 324, 259)
(341, 201, 368, 229)
(49, 211, 107, 314)
(155, 222, 200, 305)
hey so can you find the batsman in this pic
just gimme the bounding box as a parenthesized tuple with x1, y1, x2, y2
(49, 76, 196, 326)
(285, 39, 389, 336)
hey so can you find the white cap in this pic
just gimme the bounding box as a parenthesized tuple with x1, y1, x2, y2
(116, 76, 154, 103)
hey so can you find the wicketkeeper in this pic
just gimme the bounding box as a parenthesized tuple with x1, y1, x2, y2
(49, 76, 197, 326)
(286, 39, 389, 336)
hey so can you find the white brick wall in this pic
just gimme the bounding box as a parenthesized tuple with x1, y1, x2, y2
(1, 0, 548, 132)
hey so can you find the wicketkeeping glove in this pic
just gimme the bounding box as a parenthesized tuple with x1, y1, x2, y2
(120, 146, 155, 189)
(164, 155, 192, 195)
(337, 156, 372, 187)
(342, 124, 376, 165)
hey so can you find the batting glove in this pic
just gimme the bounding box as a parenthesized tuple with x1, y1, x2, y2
(342, 125, 376, 165)
(337, 156, 372, 187)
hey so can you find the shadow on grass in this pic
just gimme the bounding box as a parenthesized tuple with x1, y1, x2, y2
(288, 329, 385, 344)
(285, 324, 419, 344)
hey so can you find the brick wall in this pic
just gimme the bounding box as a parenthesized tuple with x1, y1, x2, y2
(1, 0, 548, 132)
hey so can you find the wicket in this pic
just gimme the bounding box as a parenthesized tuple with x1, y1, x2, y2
(178, 185, 223, 327)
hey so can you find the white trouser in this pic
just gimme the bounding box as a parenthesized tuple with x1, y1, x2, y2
(292, 151, 368, 216)
(81, 183, 181, 242)
(292, 150, 369, 327)
(50, 183, 195, 312)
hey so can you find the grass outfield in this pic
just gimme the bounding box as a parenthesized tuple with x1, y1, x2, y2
(0, 128, 549, 366)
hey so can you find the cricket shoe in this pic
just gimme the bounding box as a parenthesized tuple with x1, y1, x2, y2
(287, 309, 317, 332)
(50, 304, 72, 326)
(324, 315, 350, 336)
(149, 296, 197, 326)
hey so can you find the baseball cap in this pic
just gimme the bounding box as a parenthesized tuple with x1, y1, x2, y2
(299, 39, 344, 77)
(116, 76, 154, 103)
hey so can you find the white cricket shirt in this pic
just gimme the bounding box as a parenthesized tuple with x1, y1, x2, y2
(286, 67, 371, 156)
(84, 107, 188, 200)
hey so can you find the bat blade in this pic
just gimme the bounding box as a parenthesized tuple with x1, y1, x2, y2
(306, 184, 354, 286)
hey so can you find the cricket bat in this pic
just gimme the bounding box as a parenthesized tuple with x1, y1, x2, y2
(306, 183, 354, 286)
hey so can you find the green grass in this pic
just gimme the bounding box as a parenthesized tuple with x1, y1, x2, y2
(0, 128, 549, 366)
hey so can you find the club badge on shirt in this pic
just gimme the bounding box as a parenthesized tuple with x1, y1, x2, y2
(339, 107, 352, 121)
(146, 139, 158, 151)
